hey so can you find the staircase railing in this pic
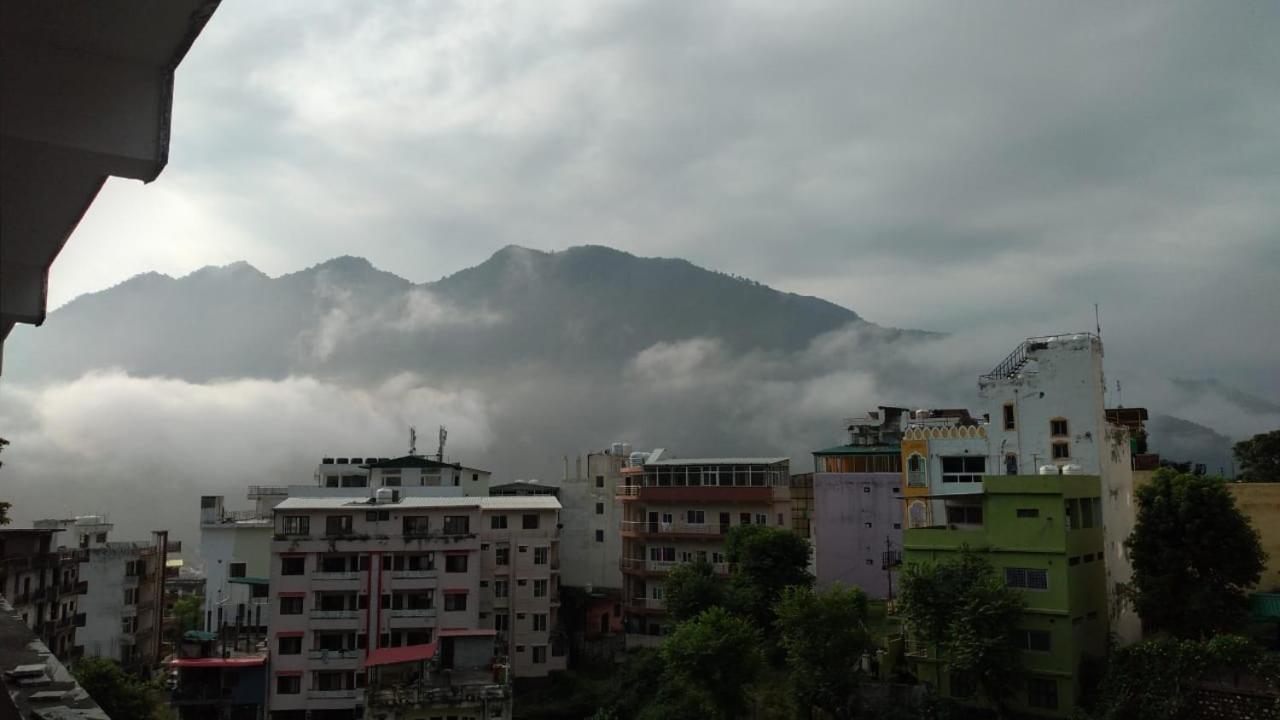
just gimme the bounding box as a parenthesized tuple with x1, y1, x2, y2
(980, 341, 1029, 380)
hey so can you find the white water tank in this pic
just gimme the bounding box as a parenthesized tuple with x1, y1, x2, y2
(1039, 465, 1059, 476)
(629, 451, 648, 467)
(375, 487, 395, 504)
(916, 409, 929, 419)
(611, 442, 626, 455)
(620, 443, 632, 457)
(1062, 464, 1084, 475)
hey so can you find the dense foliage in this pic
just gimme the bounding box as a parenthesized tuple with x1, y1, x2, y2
(71, 657, 164, 720)
(1234, 429, 1280, 482)
(897, 551, 1025, 716)
(1089, 634, 1280, 720)
(1126, 469, 1265, 637)
(659, 607, 764, 720)
(662, 559, 729, 623)
(775, 584, 873, 719)
(726, 524, 814, 630)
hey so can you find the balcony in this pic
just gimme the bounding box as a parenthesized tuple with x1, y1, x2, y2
(389, 569, 436, 580)
(308, 689, 358, 700)
(615, 485, 773, 503)
(207, 509, 272, 526)
(310, 610, 361, 621)
(388, 608, 435, 619)
(308, 648, 361, 662)
(626, 597, 666, 614)
(620, 520, 725, 539)
(312, 571, 361, 582)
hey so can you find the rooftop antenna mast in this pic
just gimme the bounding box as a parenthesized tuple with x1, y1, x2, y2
(1116, 380, 1123, 407)
(409, 426, 417, 456)
(437, 426, 448, 463)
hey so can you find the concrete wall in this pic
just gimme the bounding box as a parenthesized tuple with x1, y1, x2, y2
(200, 523, 273, 633)
(1227, 482, 1280, 592)
(560, 451, 625, 590)
(76, 549, 131, 661)
(813, 472, 902, 598)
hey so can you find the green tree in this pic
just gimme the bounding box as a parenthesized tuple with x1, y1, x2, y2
(71, 657, 162, 719)
(663, 559, 728, 623)
(1126, 468, 1265, 637)
(774, 583, 872, 719)
(170, 594, 202, 645)
(659, 606, 764, 720)
(898, 551, 1025, 717)
(725, 524, 812, 629)
(1234, 429, 1280, 482)
(1091, 634, 1279, 720)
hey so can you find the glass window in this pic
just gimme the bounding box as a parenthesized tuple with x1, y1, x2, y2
(1052, 442, 1071, 459)
(940, 456, 985, 483)
(906, 454, 927, 487)
(1027, 678, 1059, 710)
(281, 557, 305, 576)
(595, 475, 604, 488)
(1003, 403, 1016, 430)
(443, 516, 470, 535)
(533, 547, 549, 565)
(596, 503, 604, 515)
(276, 675, 300, 694)
(595, 530, 604, 542)
(1015, 629, 1051, 652)
(532, 645, 547, 663)
(1004, 567, 1049, 591)
(495, 547, 510, 566)
(533, 579, 549, 597)
(325, 516, 352, 536)
(229, 562, 247, 578)
(402, 516, 430, 535)
(279, 596, 303, 614)
(281, 516, 310, 535)
(445, 555, 468, 573)
(278, 636, 301, 654)
(1050, 419, 1069, 437)
(444, 593, 467, 611)
(946, 505, 983, 525)
(522, 514, 539, 530)
(533, 613, 548, 631)
(1016, 508, 1039, 518)
(491, 515, 507, 529)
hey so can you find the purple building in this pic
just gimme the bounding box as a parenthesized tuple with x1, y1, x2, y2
(812, 408, 907, 599)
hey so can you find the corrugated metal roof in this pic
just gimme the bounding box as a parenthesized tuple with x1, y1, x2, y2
(365, 642, 437, 668)
(273, 496, 561, 511)
(647, 457, 789, 466)
(812, 444, 901, 456)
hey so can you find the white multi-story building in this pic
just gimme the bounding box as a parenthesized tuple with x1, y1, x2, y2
(34, 516, 170, 666)
(973, 333, 1139, 643)
(267, 492, 566, 720)
(560, 445, 631, 593)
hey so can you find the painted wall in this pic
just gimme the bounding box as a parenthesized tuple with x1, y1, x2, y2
(77, 549, 131, 661)
(560, 451, 626, 591)
(813, 472, 902, 598)
(1226, 482, 1280, 591)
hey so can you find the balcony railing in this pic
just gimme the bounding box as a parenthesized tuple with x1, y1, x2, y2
(628, 597, 665, 611)
(390, 569, 436, 579)
(308, 649, 361, 661)
(616, 485, 641, 499)
(368, 682, 509, 707)
(310, 610, 360, 620)
(620, 520, 724, 537)
(389, 608, 435, 618)
(308, 689, 358, 700)
(312, 571, 360, 581)
(248, 485, 289, 497)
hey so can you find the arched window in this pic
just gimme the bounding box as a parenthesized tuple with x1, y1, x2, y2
(907, 454, 927, 487)
(908, 500, 928, 528)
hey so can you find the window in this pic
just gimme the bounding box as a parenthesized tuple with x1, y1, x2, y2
(533, 613, 548, 631)
(1027, 678, 1059, 710)
(522, 514, 540, 530)
(494, 614, 509, 631)
(325, 515, 353, 536)
(445, 554, 468, 573)
(278, 636, 302, 654)
(595, 475, 604, 488)
(1014, 629, 1051, 652)
(893, 522, 902, 529)
(1080, 498, 1094, 528)
(686, 510, 705, 524)
(495, 547, 510, 566)
(229, 562, 247, 578)
(1005, 567, 1049, 591)
(1069, 556, 1081, 566)
(1050, 418, 1069, 437)
(1016, 508, 1039, 519)
(403, 516, 430, 535)
(445, 593, 467, 611)
(281, 557, 305, 576)
(494, 580, 509, 598)
(365, 510, 389, 521)
(533, 547, 549, 565)
(941, 456, 985, 483)
(755, 513, 767, 525)
(281, 516, 310, 535)
(595, 530, 605, 542)
(907, 454, 926, 487)
(1052, 442, 1070, 459)
(279, 596, 303, 615)
(1005, 453, 1018, 475)
(443, 516, 470, 535)
(532, 646, 547, 664)
(946, 505, 983, 525)
(1003, 403, 1016, 431)
(596, 503, 604, 515)
(473, 473, 479, 482)
(533, 579, 549, 598)
(276, 675, 300, 694)
(491, 515, 507, 530)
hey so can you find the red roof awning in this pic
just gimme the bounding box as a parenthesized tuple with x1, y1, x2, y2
(364, 642, 438, 668)
(171, 656, 266, 668)
(438, 628, 498, 638)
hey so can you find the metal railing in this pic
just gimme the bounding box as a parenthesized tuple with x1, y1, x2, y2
(312, 571, 360, 581)
(310, 610, 360, 620)
(248, 485, 289, 497)
(615, 485, 640, 499)
(389, 608, 435, 618)
(308, 648, 361, 661)
(390, 569, 436, 579)
(620, 520, 723, 536)
(308, 689, 358, 700)
(629, 597, 665, 611)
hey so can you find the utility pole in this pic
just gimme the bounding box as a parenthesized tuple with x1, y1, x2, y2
(884, 535, 895, 603)
(437, 426, 448, 463)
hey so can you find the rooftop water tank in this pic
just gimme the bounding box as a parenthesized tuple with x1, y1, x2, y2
(610, 442, 626, 455)
(916, 409, 929, 419)
(1062, 464, 1084, 475)
(1039, 465, 1059, 475)
(375, 487, 395, 504)
(629, 451, 648, 467)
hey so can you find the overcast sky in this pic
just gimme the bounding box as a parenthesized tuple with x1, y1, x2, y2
(50, 1, 1280, 390)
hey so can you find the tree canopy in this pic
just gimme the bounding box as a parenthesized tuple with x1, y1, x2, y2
(71, 657, 162, 720)
(725, 524, 813, 629)
(1126, 468, 1265, 637)
(659, 606, 763, 720)
(775, 583, 873, 719)
(1234, 429, 1280, 482)
(662, 559, 728, 624)
(898, 551, 1025, 715)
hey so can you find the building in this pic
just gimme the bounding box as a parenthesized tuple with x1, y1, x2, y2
(903, 473, 1109, 718)
(35, 516, 171, 667)
(320, 455, 492, 496)
(789, 473, 814, 543)
(489, 480, 560, 497)
(365, 630, 512, 720)
(170, 632, 268, 720)
(0, 529, 85, 660)
(0, 598, 107, 719)
(975, 333, 1139, 643)
(266, 493, 566, 719)
(617, 450, 791, 646)
(811, 408, 913, 598)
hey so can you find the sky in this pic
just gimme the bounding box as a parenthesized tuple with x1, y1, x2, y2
(6, 1, 1280, 544)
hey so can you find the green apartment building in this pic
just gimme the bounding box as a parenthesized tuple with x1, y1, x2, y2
(902, 474, 1108, 718)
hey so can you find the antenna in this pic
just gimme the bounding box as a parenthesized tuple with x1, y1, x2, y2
(409, 427, 417, 456)
(1116, 380, 1123, 407)
(1094, 303, 1102, 338)
(437, 426, 448, 463)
